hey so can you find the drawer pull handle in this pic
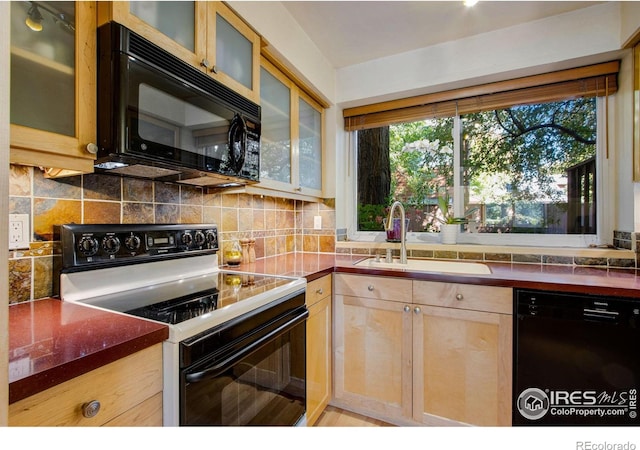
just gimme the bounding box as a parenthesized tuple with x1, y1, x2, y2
(404, 305, 411, 313)
(367, 285, 374, 291)
(81, 400, 101, 418)
(456, 293, 464, 301)
(414, 307, 421, 314)
(316, 288, 323, 295)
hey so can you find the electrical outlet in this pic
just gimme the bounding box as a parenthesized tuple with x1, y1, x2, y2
(314, 215, 322, 230)
(9, 214, 30, 250)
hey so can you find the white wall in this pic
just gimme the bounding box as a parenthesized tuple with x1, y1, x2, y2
(620, 1, 640, 233)
(228, 1, 336, 104)
(620, 1, 640, 47)
(336, 2, 623, 107)
(614, 51, 635, 234)
(331, 2, 639, 235)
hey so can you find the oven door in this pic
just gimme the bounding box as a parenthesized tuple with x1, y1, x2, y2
(180, 293, 308, 426)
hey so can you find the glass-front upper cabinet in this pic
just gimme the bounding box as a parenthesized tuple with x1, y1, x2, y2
(10, 1, 96, 175)
(260, 58, 324, 198)
(100, 1, 260, 103)
(298, 94, 323, 191)
(99, 1, 206, 73)
(208, 2, 260, 103)
(260, 63, 293, 186)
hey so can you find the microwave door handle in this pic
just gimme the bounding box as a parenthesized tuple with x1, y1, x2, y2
(228, 114, 247, 173)
(184, 310, 308, 383)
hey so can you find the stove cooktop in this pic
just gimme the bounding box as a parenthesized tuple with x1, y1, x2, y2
(58, 224, 306, 342)
(120, 272, 298, 325)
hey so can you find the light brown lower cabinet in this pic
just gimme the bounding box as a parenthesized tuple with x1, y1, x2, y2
(333, 274, 512, 426)
(9, 344, 163, 426)
(305, 275, 332, 426)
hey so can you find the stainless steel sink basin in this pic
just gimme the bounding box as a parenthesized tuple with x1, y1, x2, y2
(355, 258, 492, 274)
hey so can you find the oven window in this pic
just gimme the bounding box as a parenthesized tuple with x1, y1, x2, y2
(181, 321, 306, 426)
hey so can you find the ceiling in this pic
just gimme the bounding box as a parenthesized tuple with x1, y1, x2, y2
(282, 1, 607, 68)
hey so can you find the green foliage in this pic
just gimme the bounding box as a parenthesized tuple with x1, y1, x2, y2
(357, 97, 597, 234)
(357, 203, 388, 231)
(463, 98, 596, 204)
(387, 118, 455, 212)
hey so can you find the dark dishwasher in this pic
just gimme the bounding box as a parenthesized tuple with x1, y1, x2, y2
(513, 288, 640, 426)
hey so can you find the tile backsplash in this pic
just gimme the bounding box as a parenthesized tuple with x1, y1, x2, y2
(9, 165, 639, 304)
(8, 164, 336, 303)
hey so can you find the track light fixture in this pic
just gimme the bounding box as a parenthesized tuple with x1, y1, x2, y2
(24, 2, 75, 33)
(25, 3, 44, 31)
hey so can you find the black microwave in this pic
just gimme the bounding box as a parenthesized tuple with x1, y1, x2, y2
(96, 22, 260, 187)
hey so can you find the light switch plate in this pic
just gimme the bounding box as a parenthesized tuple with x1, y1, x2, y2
(314, 215, 322, 230)
(9, 214, 30, 250)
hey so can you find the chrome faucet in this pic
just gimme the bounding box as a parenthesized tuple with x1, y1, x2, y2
(386, 201, 407, 264)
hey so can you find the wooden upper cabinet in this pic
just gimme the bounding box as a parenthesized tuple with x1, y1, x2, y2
(98, 1, 207, 71)
(259, 57, 326, 199)
(99, 1, 260, 103)
(207, 2, 260, 104)
(10, 1, 97, 175)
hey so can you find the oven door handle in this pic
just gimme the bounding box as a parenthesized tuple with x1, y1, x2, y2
(184, 309, 308, 383)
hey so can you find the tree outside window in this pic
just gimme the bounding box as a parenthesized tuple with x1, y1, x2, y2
(356, 97, 597, 235)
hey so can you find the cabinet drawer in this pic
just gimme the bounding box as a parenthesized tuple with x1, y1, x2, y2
(334, 273, 412, 303)
(9, 344, 163, 426)
(413, 281, 512, 315)
(306, 275, 332, 306)
(103, 392, 163, 427)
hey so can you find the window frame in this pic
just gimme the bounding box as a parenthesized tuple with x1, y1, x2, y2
(347, 97, 614, 247)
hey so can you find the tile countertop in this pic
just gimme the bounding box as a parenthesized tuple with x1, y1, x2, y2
(8, 299, 169, 404)
(230, 252, 640, 299)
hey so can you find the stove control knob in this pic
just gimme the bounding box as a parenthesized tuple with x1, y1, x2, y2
(181, 232, 193, 246)
(78, 236, 99, 257)
(205, 230, 218, 249)
(125, 235, 141, 252)
(194, 231, 206, 247)
(102, 236, 121, 254)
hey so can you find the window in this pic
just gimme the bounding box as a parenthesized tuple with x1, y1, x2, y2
(346, 62, 618, 246)
(461, 98, 597, 235)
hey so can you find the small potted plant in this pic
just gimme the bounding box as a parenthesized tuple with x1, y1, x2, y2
(435, 193, 476, 244)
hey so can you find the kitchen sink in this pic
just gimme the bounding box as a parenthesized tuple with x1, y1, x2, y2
(354, 258, 492, 274)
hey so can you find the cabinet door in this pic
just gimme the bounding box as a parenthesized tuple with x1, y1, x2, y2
(297, 91, 324, 196)
(10, 1, 96, 174)
(99, 1, 207, 72)
(9, 344, 163, 426)
(306, 295, 332, 426)
(208, 2, 260, 103)
(333, 294, 412, 422)
(413, 305, 512, 426)
(260, 60, 293, 187)
(257, 56, 327, 199)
